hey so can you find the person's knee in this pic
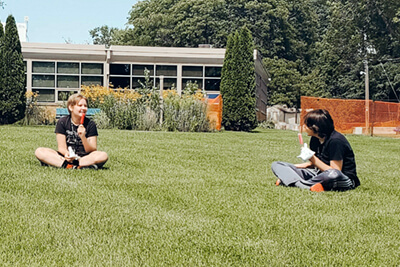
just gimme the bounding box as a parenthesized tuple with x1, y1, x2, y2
(94, 151, 108, 163)
(99, 151, 108, 163)
(325, 168, 341, 179)
(35, 147, 45, 159)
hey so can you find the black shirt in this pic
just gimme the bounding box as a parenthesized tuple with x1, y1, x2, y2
(55, 115, 98, 156)
(310, 130, 360, 187)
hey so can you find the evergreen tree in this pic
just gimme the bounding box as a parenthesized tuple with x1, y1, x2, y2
(0, 15, 26, 124)
(0, 20, 4, 98)
(220, 27, 257, 131)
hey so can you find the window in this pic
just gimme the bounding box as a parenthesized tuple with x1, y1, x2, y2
(182, 66, 203, 77)
(82, 63, 103, 74)
(33, 89, 55, 102)
(110, 64, 130, 75)
(57, 75, 79, 88)
(133, 64, 154, 76)
(205, 66, 222, 77)
(57, 62, 79, 74)
(32, 61, 104, 102)
(32, 75, 55, 87)
(132, 77, 153, 89)
(182, 79, 203, 90)
(156, 65, 177, 76)
(110, 77, 130, 89)
(156, 77, 177, 90)
(82, 76, 103, 86)
(205, 79, 221, 91)
(33, 62, 55, 73)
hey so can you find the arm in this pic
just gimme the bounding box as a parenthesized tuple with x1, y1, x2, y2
(78, 125, 97, 153)
(56, 133, 68, 156)
(294, 162, 314, 168)
(309, 155, 343, 172)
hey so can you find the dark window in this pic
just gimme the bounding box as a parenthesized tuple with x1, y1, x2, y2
(132, 77, 154, 89)
(182, 66, 203, 77)
(182, 79, 203, 89)
(156, 65, 177, 76)
(110, 77, 130, 89)
(156, 78, 177, 89)
(205, 67, 222, 77)
(110, 64, 131, 75)
(132, 64, 154, 76)
(205, 79, 221, 91)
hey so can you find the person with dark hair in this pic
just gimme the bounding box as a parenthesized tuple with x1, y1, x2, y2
(35, 93, 108, 169)
(271, 109, 360, 192)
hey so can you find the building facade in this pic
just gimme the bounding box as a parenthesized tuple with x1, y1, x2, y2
(21, 43, 269, 120)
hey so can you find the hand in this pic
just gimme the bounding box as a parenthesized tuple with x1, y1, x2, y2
(297, 143, 315, 161)
(64, 152, 75, 162)
(77, 125, 86, 138)
(66, 146, 80, 160)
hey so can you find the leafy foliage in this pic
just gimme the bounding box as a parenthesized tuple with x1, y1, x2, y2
(0, 15, 26, 124)
(91, 0, 400, 107)
(89, 25, 120, 47)
(220, 27, 257, 131)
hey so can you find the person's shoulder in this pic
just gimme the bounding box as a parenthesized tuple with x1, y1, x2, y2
(58, 115, 71, 123)
(329, 130, 350, 145)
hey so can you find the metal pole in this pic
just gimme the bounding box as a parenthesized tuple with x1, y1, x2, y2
(364, 60, 370, 135)
(159, 75, 164, 125)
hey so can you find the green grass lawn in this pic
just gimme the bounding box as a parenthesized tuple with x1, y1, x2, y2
(0, 125, 399, 266)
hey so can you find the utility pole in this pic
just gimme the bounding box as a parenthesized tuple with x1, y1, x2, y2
(364, 59, 370, 135)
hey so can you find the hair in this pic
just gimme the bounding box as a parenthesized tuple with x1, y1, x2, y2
(67, 93, 87, 114)
(303, 109, 335, 138)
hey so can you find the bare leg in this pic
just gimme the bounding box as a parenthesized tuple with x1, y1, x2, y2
(79, 151, 108, 167)
(35, 147, 65, 167)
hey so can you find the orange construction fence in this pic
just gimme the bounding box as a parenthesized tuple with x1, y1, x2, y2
(300, 96, 400, 134)
(206, 95, 223, 131)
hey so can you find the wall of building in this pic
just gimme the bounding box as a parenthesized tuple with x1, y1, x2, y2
(21, 43, 270, 120)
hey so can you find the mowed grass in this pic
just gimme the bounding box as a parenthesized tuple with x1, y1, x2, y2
(0, 125, 399, 266)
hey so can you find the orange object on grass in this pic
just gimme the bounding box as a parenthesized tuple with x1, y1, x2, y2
(206, 95, 223, 131)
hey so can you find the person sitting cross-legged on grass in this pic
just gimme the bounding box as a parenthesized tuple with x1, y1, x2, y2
(271, 109, 360, 192)
(35, 93, 108, 169)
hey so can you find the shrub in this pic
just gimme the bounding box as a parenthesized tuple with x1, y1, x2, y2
(18, 92, 55, 126)
(81, 84, 211, 132)
(162, 90, 211, 132)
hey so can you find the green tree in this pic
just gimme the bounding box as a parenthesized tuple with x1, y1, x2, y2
(0, 15, 26, 124)
(220, 27, 257, 131)
(89, 25, 119, 47)
(0, 19, 4, 96)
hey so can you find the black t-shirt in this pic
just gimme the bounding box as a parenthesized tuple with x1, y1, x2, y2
(55, 115, 98, 156)
(310, 130, 360, 187)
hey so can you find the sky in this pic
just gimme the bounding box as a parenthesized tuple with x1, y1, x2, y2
(0, 0, 139, 44)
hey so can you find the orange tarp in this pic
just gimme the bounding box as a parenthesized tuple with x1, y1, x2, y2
(206, 95, 223, 131)
(301, 96, 400, 134)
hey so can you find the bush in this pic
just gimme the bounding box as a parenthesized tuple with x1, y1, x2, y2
(81, 85, 211, 132)
(18, 92, 55, 126)
(162, 91, 210, 132)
